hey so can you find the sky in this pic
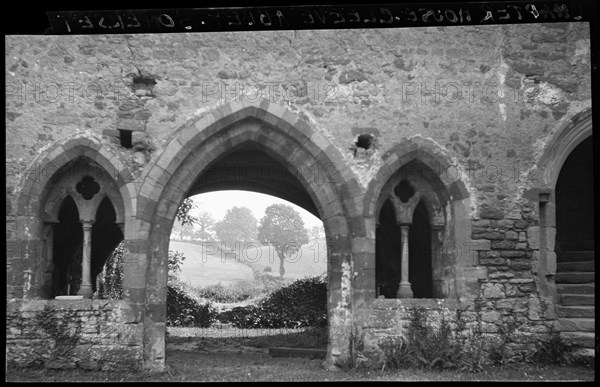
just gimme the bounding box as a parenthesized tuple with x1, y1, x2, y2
(188, 190, 323, 229)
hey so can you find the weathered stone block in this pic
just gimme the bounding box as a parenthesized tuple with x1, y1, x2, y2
(481, 310, 501, 322)
(499, 250, 527, 258)
(508, 259, 532, 270)
(489, 272, 514, 279)
(481, 282, 505, 299)
(480, 257, 506, 266)
(491, 240, 517, 249)
(479, 204, 504, 220)
(513, 219, 529, 229)
(526, 227, 540, 250)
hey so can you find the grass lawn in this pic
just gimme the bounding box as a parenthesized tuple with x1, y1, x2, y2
(170, 239, 327, 288)
(6, 327, 595, 382)
(6, 357, 595, 382)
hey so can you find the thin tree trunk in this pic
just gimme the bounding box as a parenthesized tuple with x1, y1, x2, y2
(277, 248, 285, 278)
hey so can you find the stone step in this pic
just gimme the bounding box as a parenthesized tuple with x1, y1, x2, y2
(571, 348, 595, 363)
(557, 251, 595, 262)
(556, 283, 595, 294)
(558, 318, 596, 332)
(557, 260, 595, 272)
(557, 306, 595, 318)
(560, 294, 595, 306)
(555, 272, 595, 284)
(560, 332, 596, 349)
(269, 347, 326, 359)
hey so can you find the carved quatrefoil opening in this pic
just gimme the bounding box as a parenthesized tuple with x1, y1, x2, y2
(76, 176, 100, 200)
(394, 180, 414, 203)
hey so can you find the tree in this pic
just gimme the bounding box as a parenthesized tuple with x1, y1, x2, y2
(214, 207, 258, 248)
(258, 204, 309, 278)
(309, 225, 324, 240)
(193, 211, 216, 242)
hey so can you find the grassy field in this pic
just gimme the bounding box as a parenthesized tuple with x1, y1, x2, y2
(169, 240, 254, 287)
(170, 239, 327, 288)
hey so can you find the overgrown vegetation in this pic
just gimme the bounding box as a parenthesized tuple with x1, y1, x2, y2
(185, 279, 287, 304)
(377, 305, 584, 373)
(217, 275, 327, 328)
(96, 242, 124, 300)
(166, 285, 216, 327)
(33, 305, 82, 365)
(379, 307, 470, 372)
(530, 327, 582, 366)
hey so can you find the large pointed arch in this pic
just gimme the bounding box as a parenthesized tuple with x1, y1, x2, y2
(535, 108, 592, 189)
(136, 99, 362, 371)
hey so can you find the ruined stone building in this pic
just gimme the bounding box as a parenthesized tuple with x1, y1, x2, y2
(6, 19, 594, 371)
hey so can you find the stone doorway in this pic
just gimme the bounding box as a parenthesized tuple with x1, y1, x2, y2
(555, 136, 595, 352)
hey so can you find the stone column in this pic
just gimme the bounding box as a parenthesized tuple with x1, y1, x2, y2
(78, 220, 94, 298)
(397, 223, 413, 298)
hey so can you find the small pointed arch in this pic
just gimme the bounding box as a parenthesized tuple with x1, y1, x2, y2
(365, 137, 469, 219)
(370, 138, 470, 300)
(91, 197, 124, 292)
(52, 195, 83, 297)
(16, 137, 134, 223)
(376, 198, 402, 298)
(408, 199, 433, 298)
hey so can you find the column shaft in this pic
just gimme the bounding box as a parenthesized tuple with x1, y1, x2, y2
(397, 224, 413, 298)
(78, 221, 94, 298)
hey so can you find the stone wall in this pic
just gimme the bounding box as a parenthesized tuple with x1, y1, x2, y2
(4, 21, 592, 371)
(6, 299, 143, 370)
(356, 297, 557, 368)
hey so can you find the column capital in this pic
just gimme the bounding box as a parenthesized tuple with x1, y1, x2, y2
(79, 219, 95, 228)
(398, 222, 412, 228)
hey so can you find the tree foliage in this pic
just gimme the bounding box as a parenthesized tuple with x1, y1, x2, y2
(176, 197, 197, 226)
(258, 204, 309, 277)
(193, 211, 216, 242)
(214, 206, 258, 247)
(309, 225, 324, 240)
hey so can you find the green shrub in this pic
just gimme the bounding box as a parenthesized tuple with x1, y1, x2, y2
(379, 336, 414, 369)
(404, 307, 463, 371)
(96, 241, 125, 299)
(189, 278, 288, 304)
(487, 320, 526, 366)
(530, 328, 580, 366)
(378, 306, 488, 373)
(167, 284, 216, 327)
(217, 275, 327, 328)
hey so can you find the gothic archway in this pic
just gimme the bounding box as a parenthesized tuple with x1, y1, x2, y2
(136, 99, 361, 371)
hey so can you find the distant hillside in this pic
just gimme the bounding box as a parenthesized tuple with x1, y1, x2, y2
(169, 239, 328, 288)
(169, 240, 254, 287)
